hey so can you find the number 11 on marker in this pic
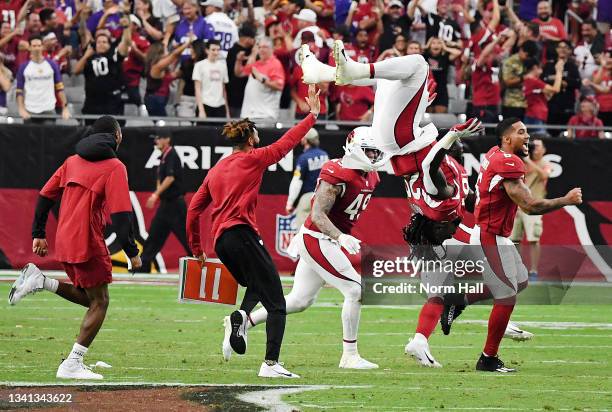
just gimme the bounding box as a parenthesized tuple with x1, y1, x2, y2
(200, 266, 221, 300)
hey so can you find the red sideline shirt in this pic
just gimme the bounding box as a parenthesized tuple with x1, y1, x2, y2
(532, 17, 567, 40)
(567, 114, 604, 139)
(337, 85, 374, 121)
(304, 159, 380, 235)
(123, 32, 151, 88)
(475, 146, 525, 237)
(187, 114, 316, 256)
(39, 155, 132, 263)
(471, 60, 501, 106)
(523, 77, 548, 121)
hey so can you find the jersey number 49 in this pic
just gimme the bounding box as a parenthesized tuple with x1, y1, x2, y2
(345, 193, 372, 221)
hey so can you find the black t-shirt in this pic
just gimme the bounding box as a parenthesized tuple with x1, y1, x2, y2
(158, 147, 184, 200)
(181, 58, 195, 97)
(379, 14, 411, 53)
(84, 46, 126, 102)
(425, 13, 461, 44)
(542, 60, 580, 113)
(423, 51, 451, 100)
(225, 42, 251, 108)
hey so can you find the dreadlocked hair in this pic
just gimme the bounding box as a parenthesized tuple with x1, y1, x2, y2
(402, 213, 446, 261)
(222, 118, 256, 146)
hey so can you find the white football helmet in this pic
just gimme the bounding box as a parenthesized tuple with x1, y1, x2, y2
(342, 126, 387, 171)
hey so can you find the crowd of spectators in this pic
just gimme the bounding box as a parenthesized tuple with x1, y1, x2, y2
(0, 0, 609, 137)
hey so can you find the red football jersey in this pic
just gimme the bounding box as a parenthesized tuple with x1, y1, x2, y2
(304, 159, 380, 235)
(404, 152, 469, 222)
(471, 60, 501, 106)
(523, 77, 548, 121)
(474, 146, 526, 237)
(39, 155, 133, 263)
(0, 0, 25, 29)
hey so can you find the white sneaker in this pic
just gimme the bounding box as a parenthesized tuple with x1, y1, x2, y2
(56, 358, 103, 380)
(258, 362, 300, 378)
(504, 322, 534, 341)
(9, 264, 45, 305)
(332, 40, 368, 85)
(222, 310, 248, 359)
(299, 44, 336, 84)
(405, 334, 442, 368)
(339, 353, 379, 369)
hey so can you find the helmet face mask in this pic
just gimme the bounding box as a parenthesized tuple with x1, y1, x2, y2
(342, 127, 387, 171)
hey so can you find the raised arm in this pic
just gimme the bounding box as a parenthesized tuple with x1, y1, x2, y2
(503, 179, 582, 215)
(255, 85, 320, 166)
(421, 118, 482, 199)
(186, 179, 212, 262)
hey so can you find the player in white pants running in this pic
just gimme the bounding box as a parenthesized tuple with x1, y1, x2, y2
(243, 127, 386, 369)
(301, 41, 437, 158)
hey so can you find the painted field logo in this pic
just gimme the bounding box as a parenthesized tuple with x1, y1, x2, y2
(275, 213, 297, 261)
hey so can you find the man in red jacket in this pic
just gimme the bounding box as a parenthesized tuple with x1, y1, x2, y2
(187, 85, 320, 379)
(9, 116, 142, 380)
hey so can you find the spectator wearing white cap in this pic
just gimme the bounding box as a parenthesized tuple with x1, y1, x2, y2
(291, 8, 325, 50)
(201, 0, 238, 58)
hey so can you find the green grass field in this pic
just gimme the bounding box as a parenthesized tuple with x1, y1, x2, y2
(1, 279, 612, 410)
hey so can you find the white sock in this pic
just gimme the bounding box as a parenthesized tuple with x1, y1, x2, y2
(246, 308, 266, 329)
(414, 332, 428, 343)
(67, 343, 88, 362)
(43, 276, 59, 293)
(343, 339, 358, 355)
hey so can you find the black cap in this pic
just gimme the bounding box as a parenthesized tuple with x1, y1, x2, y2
(149, 133, 172, 140)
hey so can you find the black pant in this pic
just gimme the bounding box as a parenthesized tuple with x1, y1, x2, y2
(215, 225, 286, 361)
(141, 197, 191, 271)
(502, 106, 525, 121)
(204, 104, 226, 118)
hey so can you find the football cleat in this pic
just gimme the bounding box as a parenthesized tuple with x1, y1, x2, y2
(339, 354, 379, 369)
(222, 316, 233, 361)
(9, 263, 45, 305)
(226, 310, 247, 355)
(258, 362, 300, 378)
(405, 334, 442, 368)
(440, 303, 465, 335)
(476, 353, 516, 373)
(56, 358, 103, 380)
(332, 40, 369, 85)
(504, 322, 534, 341)
(299, 45, 336, 84)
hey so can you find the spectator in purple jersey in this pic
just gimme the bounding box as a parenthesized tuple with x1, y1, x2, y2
(87, 0, 124, 40)
(173, 0, 213, 60)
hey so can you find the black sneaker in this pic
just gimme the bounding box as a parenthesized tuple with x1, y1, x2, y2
(440, 303, 465, 335)
(476, 353, 516, 373)
(228, 310, 248, 355)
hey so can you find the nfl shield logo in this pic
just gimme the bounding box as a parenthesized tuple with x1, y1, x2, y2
(275, 213, 298, 261)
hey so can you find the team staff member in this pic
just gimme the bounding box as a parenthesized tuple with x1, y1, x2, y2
(9, 116, 141, 380)
(187, 84, 320, 379)
(140, 133, 191, 273)
(285, 128, 328, 229)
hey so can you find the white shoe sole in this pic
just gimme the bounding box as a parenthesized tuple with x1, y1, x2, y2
(339, 360, 379, 369)
(222, 316, 232, 361)
(504, 330, 534, 341)
(56, 368, 103, 380)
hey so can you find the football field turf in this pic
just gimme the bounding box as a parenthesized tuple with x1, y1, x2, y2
(1, 279, 611, 410)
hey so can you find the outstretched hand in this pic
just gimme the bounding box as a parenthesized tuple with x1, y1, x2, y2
(305, 84, 321, 117)
(564, 188, 582, 205)
(451, 117, 483, 138)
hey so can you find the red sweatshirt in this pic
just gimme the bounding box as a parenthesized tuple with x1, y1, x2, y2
(187, 114, 316, 256)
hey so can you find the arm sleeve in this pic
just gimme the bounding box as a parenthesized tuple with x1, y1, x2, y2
(33, 163, 66, 238)
(186, 179, 212, 257)
(31, 195, 55, 239)
(287, 175, 303, 207)
(253, 114, 316, 167)
(496, 155, 526, 179)
(164, 152, 179, 177)
(110, 211, 139, 258)
(15, 63, 25, 93)
(192, 62, 202, 81)
(50, 60, 64, 90)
